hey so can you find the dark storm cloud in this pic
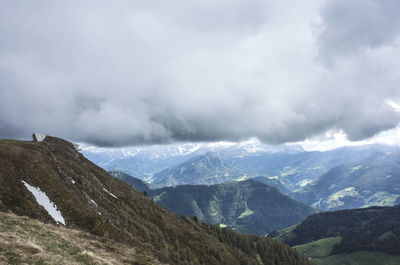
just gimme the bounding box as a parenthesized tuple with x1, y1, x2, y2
(317, 0, 400, 63)
(0, 0, 399, 146)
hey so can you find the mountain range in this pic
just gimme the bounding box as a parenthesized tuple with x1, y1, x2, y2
(0, 136, 311, 265)
(85, 142, 400, 211)
(3, 135, 400, 264)
(81, 139, 305, 182)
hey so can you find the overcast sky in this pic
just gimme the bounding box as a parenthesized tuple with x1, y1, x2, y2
(1, 0, 400, 147)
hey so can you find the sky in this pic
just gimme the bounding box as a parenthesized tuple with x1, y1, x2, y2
(0, 0, 400, 148)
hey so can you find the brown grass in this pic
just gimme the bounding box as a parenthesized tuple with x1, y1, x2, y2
(0, 211, 163, 265)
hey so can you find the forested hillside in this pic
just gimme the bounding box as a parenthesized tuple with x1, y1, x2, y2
(149, 179, 315, 235)
(272, 205, 400, 255)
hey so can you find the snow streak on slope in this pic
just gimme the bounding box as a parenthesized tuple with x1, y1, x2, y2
(103, 188, 117, 199)
(22, 180, 66, 225)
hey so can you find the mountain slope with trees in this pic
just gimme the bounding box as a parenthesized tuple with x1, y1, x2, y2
(272, 205, 400, 256)
(148, 179, 315, 235)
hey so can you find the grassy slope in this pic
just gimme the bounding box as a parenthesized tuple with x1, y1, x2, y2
(294, 237, 400, 265)
(0, 211, 160, 265)
(0, 137, 311, 265)
(295, 236, 341, 257)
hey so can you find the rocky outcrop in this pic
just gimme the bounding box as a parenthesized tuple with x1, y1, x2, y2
(32, 133, 47, 142)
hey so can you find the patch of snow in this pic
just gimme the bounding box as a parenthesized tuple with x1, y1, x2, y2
(178, 146, 184, 154)
(90, 199, 98, 206)
(22, 180, 66, 225)
(103, 188, 117, 199)
(299, 179, 313, 187)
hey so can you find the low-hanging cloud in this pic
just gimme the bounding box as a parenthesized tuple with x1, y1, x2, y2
(0, 0, 399, 146)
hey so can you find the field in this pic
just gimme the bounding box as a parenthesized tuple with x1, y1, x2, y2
(294, 237, 400, 265)
(294, 236, 341, 257)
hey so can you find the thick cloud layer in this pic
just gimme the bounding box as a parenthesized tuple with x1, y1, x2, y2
(0, 0, 399, 146)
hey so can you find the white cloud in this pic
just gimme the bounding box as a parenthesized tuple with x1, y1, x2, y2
(0, 0, 399, 146)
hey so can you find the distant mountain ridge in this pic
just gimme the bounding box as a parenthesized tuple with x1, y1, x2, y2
(226, 144, 399, 192)
(293, 151, 400, 210)
(109, 170, 151, 192)
(151, 153, 246, 187)
(81, 139, 305, 181)
(83, 141, 398, 190)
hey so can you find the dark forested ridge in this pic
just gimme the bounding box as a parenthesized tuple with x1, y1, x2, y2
(272, 205, 400, 255)
(0, 136, 311, 265)
(148, 179, 315, 235)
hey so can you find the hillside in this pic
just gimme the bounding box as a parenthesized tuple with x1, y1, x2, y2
(0, 136, 311, 265)
(109, 171, 151, 192)
(272, 205, 400, 262)
(293, 151, 400, 210)
(148, 179, 315, 235)
(151, 153, 246, 187)
(0, 211, 161, 265)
